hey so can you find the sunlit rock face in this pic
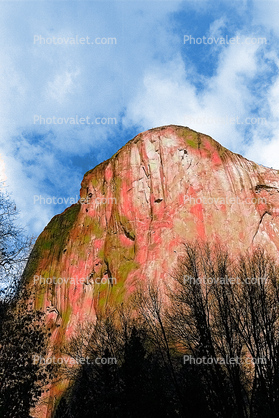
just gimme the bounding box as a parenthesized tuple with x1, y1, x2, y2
(24, 125, 279, 417)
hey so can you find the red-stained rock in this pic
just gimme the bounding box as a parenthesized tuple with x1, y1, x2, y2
(24, 125, 279, 417)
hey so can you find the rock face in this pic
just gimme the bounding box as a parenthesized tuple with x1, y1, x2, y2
(24, 125, 279, 416)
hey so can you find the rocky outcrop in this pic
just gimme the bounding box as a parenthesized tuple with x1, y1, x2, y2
(23, 125, 279, 416)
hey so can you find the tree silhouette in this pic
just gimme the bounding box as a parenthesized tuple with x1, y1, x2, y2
(0, 297, 52, 418)
(54, 242, 279, 417)
(0, 185, 34, 298)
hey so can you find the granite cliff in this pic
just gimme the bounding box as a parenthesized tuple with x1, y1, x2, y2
(23, 125, 279, 416)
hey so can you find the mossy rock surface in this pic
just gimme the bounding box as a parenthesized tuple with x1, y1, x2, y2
(23, 204, 80, 284)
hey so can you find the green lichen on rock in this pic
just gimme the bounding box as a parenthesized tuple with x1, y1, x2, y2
(176, 125, 229, 161)
(94, 224, 139, 309)
(91, 218, 103, 238)
(105, 233, 122, 268)
(23, 204, 80, 286)
(41, 241, 52, 251)
(61, 304, 72, 330)
(22, 234, 47, 285)
(186, 138, 199, 149)
(91, 177, 99, 188)
(39, 269, 52, 279)
(43, 204, 80, 259)
(176, 126, 200, 149)
(98, 247, 105, 260)
(116, 214, 136, 241)
(118, 260, 139, 282)
(35, 285, 47, 310)
(83, 215, 103, 239)
(83, 234, 91, 244)
(113, 177, 122, 197)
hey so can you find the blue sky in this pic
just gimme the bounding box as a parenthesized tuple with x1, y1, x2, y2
(0, 0, 279, 236)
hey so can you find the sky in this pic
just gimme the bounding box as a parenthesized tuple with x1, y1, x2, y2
(0, 0, 279, 237)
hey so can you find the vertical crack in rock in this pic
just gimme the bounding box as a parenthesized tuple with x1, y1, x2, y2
(157, 136, 166, 204)
(121, 225, 136, 241)
(148, 161, 154, 244)
(186, 160, 192, 170)
(142, 165, 150, 179)
(252, 211, 271, 244)
(104, 258, 113, 286)
(140, 151, 151, 205)
(197, 133, 202, 151)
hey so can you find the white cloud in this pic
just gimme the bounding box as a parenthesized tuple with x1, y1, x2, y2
(0, 1, 183, 234)
(124, 38, 268, 153)
(46, 69, 80, 104)
(208, 16, 227, 39)
(0, 0, 279, 237)
(245, 54, 279, 167)
(253, 0, 279, 37)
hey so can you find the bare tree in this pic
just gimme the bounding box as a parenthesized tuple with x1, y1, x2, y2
(0, 185, 35, 298)
(167, 241, 279, 417)
(167, 242, 236, 417)
(229, 248, 279, 416)
(133, 282, 187, 415)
